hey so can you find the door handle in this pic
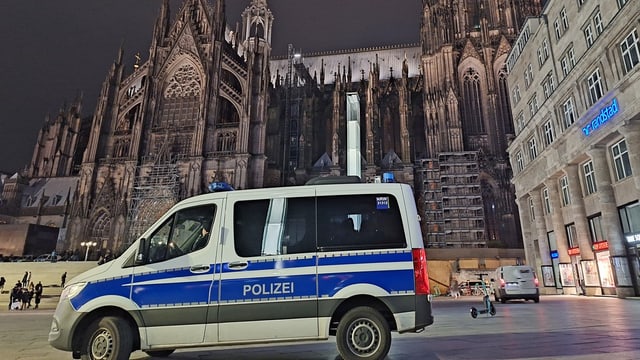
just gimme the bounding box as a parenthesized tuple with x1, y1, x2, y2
(190, 265, 210, 273)
(228, 261, 248, 270)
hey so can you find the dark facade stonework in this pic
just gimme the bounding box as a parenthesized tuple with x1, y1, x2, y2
(2, 0, 543, 253)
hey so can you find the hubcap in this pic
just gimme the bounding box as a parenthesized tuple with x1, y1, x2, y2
(347, 318, 380, 356)
(90, 329, 113, 360)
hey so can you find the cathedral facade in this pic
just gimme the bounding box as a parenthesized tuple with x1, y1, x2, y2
(13, 0, 543, 254)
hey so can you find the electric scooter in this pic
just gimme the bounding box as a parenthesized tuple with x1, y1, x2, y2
(470, 274, 496, 318)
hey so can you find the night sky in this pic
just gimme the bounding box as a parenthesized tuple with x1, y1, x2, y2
(0, 0, 421, 173)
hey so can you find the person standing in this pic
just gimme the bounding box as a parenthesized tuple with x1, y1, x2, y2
(0, 276, 5, 293)
(21, 271, 28, 287)
(34, 281, 43, 309)
(61, 272, 67, 288)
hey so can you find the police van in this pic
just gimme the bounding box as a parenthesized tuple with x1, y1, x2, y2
(49, 180, 434, 360)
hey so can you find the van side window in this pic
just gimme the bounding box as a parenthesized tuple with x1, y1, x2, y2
(317, 194, 406, 251)
(146, 205, 216, 264)
(234, 197, 316, 257)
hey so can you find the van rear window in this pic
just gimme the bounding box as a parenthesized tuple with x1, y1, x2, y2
(519, 269, 531, 274)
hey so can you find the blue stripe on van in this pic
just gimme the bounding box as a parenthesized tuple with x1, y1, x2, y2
(318, 269, 414, 297)
(317, 251, 411, 266)
(70, 275, 132, 310)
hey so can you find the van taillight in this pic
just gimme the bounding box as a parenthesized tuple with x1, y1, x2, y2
(412, 248, 430, 295)
(499, 278, 506, 288)
(534, 277, 539, 287)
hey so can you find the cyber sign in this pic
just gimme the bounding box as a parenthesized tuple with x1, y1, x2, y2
(582, 98, 619, 136)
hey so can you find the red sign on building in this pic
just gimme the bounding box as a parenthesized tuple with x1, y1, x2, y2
(567, 247, 580, 256)
(592, 241, 609, 251)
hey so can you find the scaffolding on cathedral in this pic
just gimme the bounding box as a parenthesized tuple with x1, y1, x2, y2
(125, 151, 182, 247)
(417, 152, 486, 248)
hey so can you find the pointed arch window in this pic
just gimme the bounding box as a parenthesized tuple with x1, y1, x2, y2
(462, 67, 485, 135)
(218, 97, 240, 126)
(91, 210, 112, 247)
(158, 64, 202, 129)
(497, 65, 514, 135)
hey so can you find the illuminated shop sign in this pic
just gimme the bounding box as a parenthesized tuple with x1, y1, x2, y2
(625, 233, 640, 244)
(582, 98, 619, 136)
(567, 247, 580, 256)
(592, 241, 609, 251)
(550, 250, 559, 259)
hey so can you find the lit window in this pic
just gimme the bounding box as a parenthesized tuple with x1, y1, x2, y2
(612, 139, 632, 181)
(587, 69, 603, 105)
(583, 160, 597, 195)
(562, 97, 576, 128)
(621, 28, 640, 73)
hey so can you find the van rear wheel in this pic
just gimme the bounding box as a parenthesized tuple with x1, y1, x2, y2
(336, 306, 391, 360)
(81, 316, 133, 360)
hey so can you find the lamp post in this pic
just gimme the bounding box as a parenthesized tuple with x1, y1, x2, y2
(80, 241, 97, 262)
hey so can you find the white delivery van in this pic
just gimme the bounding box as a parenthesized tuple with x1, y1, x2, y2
(49, 180, 434, 360)
(491, 265, 540, 303)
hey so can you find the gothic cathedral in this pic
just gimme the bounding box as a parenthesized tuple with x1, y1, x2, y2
(20, 0, 542, 253)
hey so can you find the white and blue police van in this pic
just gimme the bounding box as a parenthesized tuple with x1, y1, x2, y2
(49, 179, 434, 360)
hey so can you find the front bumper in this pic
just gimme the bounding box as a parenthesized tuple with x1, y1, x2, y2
(48, 298, 84, 351)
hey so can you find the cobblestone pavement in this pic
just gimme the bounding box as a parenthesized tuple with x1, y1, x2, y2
(1, 295, 639, 359)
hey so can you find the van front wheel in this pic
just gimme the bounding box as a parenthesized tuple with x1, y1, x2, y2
(81, 316, 133, 360)
(336, 306, 391, 360)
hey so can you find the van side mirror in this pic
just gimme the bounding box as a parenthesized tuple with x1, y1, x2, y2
(135, 238, 147, 265)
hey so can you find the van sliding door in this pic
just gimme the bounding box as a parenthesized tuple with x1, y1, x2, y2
(217, 187, 319, 342)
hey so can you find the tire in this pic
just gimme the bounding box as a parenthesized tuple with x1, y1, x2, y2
(336, 306, 391, 360)
(80, 316, 133, 360)
(533, 296, 540, 303)
(470, 307, 478, 318)
(489, 304, 496, 316)
(144, 349, 175, 357)
(494, 294, 499, 302)
(500, 297, 506, 304)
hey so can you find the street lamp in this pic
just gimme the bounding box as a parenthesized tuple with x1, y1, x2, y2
(80, 241, 98, 262)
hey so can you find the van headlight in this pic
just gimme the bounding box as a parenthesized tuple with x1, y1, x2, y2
(60, 282, 87, 302)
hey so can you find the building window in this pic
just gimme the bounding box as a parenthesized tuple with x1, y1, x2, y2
(560, 176, 571, 206)
(528, 136, 538, 160)
(562, 97, 576, 129)
(593, 11, 603, 36)
(561, 56, 570, 76)
(543, 40, 550, 59)
(516, 151, 524, 172)
(516, 112, 525, 132)
(588, 214, 605, 244)
(537, 48, 544, 67)
(524, 63, 533, 87)
(554, 19, 562, 40)
(612, 139, 632, 181)
(528, 94, 538, 117)
(584, 24, 595, 47)
(462, 67, 485, 135)
(566, 223, 578, 248)
(512, 85, 521, 104)
(586, 69, 604, 105)
(561, 8, 569, 30)
(529, 197, 535, 220)
(542, 73, 556, 99)
(621, 28, 640, 73)
(583, 160, 597, 195)
(569, 48, 576, 67)
(543, 120, 555, 146)
(543, 187, 551, 214)
(619, 202, 640, 234)
(577, 0, 586, 7)
(618, 0, 629, 8)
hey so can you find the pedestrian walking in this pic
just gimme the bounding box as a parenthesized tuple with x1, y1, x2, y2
(61, 272, 67, 288)
(450, 279, 460, 299)
(0, 276, 5, 293)
(22, 271, 28, 287)
(34, 281, 43, 309)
